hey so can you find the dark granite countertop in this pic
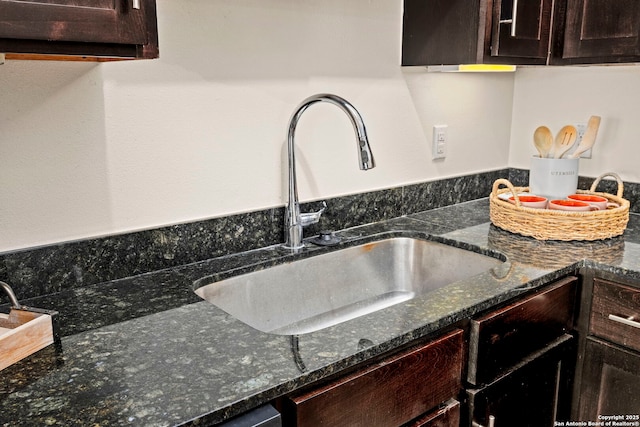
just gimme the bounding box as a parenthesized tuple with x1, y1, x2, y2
(2, 199, 640, 426)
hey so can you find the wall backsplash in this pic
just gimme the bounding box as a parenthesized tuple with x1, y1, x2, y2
(0, 170, 511, 303)
(1, 168, 638, 309)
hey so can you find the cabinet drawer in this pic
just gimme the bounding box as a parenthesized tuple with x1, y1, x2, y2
(590, 278, 640, 353)
(282, 329, 463, 427)
(468, 276, 577, 385)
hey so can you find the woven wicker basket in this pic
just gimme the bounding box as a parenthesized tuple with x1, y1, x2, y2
(490, 172, 630, 241)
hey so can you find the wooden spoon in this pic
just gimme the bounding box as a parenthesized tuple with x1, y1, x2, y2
(569, 116, 601, 159)
(552, 125, 578, 159)
(533, 126, 553, 158)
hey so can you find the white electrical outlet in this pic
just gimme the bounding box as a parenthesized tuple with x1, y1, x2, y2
(575, 123, 586, 141)
(572, 122, 592, 158)
(432, 125, 447, 160)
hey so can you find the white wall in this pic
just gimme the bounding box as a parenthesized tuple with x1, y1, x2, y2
(0, 0, 515, 253)
(510, 65, 640, 183)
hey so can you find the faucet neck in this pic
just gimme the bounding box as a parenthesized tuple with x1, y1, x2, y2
(283, 94, 375, 251)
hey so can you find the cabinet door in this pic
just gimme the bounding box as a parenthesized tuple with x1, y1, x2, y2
(578, 338, 640, 420)
(557, 0, 640, 62)
(490, 0, 553, 61)
(467, 335, 575, 427)
(0, 0, 158, 59)
(401, 0, 487, 66)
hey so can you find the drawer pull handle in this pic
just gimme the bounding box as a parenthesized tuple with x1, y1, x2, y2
(499, 0, 519, 37)
(608, 314, 640, 329)
(132, 0, 141, 9)
(510, 0, 518, 37)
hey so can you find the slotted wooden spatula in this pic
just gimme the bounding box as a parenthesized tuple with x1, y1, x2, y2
(552, 125, 578, 159)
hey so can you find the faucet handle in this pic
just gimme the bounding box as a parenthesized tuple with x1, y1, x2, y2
(300, 201, 327, 227)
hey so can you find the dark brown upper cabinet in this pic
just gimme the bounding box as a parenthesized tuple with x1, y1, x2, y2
(0, 0, 158, 60)
(402, 0, 552, 66)
(551, 0, 640, 64)
(402, 0, 640, 66)
(491, 0, 552, 61)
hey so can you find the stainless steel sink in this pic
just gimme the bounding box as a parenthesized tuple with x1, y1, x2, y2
(194, 237, 503, 335)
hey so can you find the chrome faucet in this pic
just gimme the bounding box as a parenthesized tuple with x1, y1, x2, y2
(283, 94, 375, 250)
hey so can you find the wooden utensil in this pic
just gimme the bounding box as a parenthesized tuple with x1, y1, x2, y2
(569, 115, 601, 159)
(533, 126, 553, 158)
(552, 125, 578, 159)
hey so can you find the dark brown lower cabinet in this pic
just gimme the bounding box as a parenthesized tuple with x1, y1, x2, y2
(577, 337, 640, 420)
(276, 276, 579, 427)
(575, 277, 640, 420)
(279, 329, 463, 427)
(467, 335, 576, 427)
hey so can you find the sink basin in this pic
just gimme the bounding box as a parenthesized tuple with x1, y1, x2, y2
(194, 237, 503, 335)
